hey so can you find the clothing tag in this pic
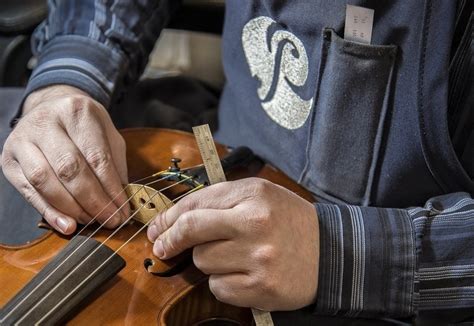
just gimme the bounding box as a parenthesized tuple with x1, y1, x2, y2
(344, 4, 374, 44)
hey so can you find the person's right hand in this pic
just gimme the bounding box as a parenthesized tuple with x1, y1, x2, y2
(1, 85, 129, 235)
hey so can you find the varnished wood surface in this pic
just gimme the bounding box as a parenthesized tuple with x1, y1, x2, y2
(0, 128, 313, 325)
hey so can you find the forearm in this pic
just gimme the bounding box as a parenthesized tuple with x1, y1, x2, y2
(26, 0, 180, 107)
(314, 192, 474, 318)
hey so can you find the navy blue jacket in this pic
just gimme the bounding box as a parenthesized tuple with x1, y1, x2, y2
(23, 0, 474, 322)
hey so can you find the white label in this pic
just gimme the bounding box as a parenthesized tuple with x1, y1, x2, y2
(344, 5, 374, 44)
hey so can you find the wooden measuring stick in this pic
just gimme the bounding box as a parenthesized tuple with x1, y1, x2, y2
(192, 124, 274, 326)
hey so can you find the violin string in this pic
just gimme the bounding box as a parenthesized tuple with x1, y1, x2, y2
(5, 170, 196, 323)
(63, 172, 167, 241)
(70, 173, 175, 242)
(66, 160, 203, 239)
(35, 185, 203, 325)
(7, 163, 205, 322)
(1, 173, 172, 323)
(143, 178, 172, 212)
(49, 171, 167, 246)
(15, 176, 196, 325)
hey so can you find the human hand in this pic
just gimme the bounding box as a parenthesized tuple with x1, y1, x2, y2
(147, 177, 319, 311)
(1, 85, 129, 235)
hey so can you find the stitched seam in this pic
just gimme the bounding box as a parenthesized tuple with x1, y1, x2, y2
(298, 29, 330, 184)
(416, 0, 451, 195)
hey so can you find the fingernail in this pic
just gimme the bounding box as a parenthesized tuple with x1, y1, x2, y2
(148, 224, 158, 242)
(154, 239, 164, 258)
(57, 217, 71, 233)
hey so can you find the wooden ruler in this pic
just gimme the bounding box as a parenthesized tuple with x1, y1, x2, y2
(192, 124, 226, 185)
(192, 124, 274, 326)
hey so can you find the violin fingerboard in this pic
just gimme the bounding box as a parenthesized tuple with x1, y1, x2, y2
(0, 236, 125, 325)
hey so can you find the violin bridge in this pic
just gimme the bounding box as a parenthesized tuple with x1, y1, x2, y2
(125, 184, 173, 225)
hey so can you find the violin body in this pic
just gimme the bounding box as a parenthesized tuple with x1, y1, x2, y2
(0, 128, 313, 325)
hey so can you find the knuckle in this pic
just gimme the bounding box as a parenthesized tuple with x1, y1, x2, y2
(27, 166, 49, 189)
(253, 245, 277, 267)
(261, 278, 278, 297)
(84, 148, 110, 172)
(209, 278, 230, 303)
(23, 109, 55, 131)
(241, 275, 257, 291)
(246, 274, 260, 290)
(69, 96, 87, 110)
(162, 233, 179, 254)
(253, 272, 277, 297)
(248, 208, 272, 232)
(20, 182, 41, 209)
(27, 109, 51, 128)
(192, 248, 207, 273)
(1, 153, 15, 171)
(250, 178, 271, 196)
(33, 109, 50, 122)
(41, 206, 55, 222)
(65, 96, 96, 119)
(3, 133, 18, 148)
(179, 212, 197, 237)
(177, 196, 199, 212)
(157, 211, 170, 232)
(56, 153, 81, 182)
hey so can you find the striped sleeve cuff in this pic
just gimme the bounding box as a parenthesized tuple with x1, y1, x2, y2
(314, 203, 417, 318)
(410, 194, 474, 311)
(25, 35, 127, 107)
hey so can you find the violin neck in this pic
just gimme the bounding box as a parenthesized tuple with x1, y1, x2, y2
(0, 236, 125, 325)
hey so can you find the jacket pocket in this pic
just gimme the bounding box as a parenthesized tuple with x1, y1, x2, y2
(300, 29, 397, 205)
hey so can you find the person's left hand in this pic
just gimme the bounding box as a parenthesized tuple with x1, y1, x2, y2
(147, 177, 319, 311)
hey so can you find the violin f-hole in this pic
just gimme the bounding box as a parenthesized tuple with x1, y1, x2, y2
(144, 250, 193, 277)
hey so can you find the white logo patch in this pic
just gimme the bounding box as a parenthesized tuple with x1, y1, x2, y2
(242, 16, 313, 130)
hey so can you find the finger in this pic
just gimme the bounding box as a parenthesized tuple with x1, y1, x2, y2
(192, 240, 250, 274)
(99, 109, 128, 185)
(209, 273, 259, 308)
(152, 208, 238, 259)
(58, 107, 129, 219)
(12, 142, 91, 224)
(34, 126, 123, 228)
(148, 181, 246, 236)
(2, 158, 77, 234)
(107, 131, 128, 185)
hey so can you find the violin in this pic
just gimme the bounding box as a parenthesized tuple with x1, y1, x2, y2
(0, 128, 313, 325)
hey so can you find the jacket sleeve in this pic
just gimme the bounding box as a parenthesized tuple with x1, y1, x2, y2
(314, 191, 474, 318)
(24, 0, 180, 107)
